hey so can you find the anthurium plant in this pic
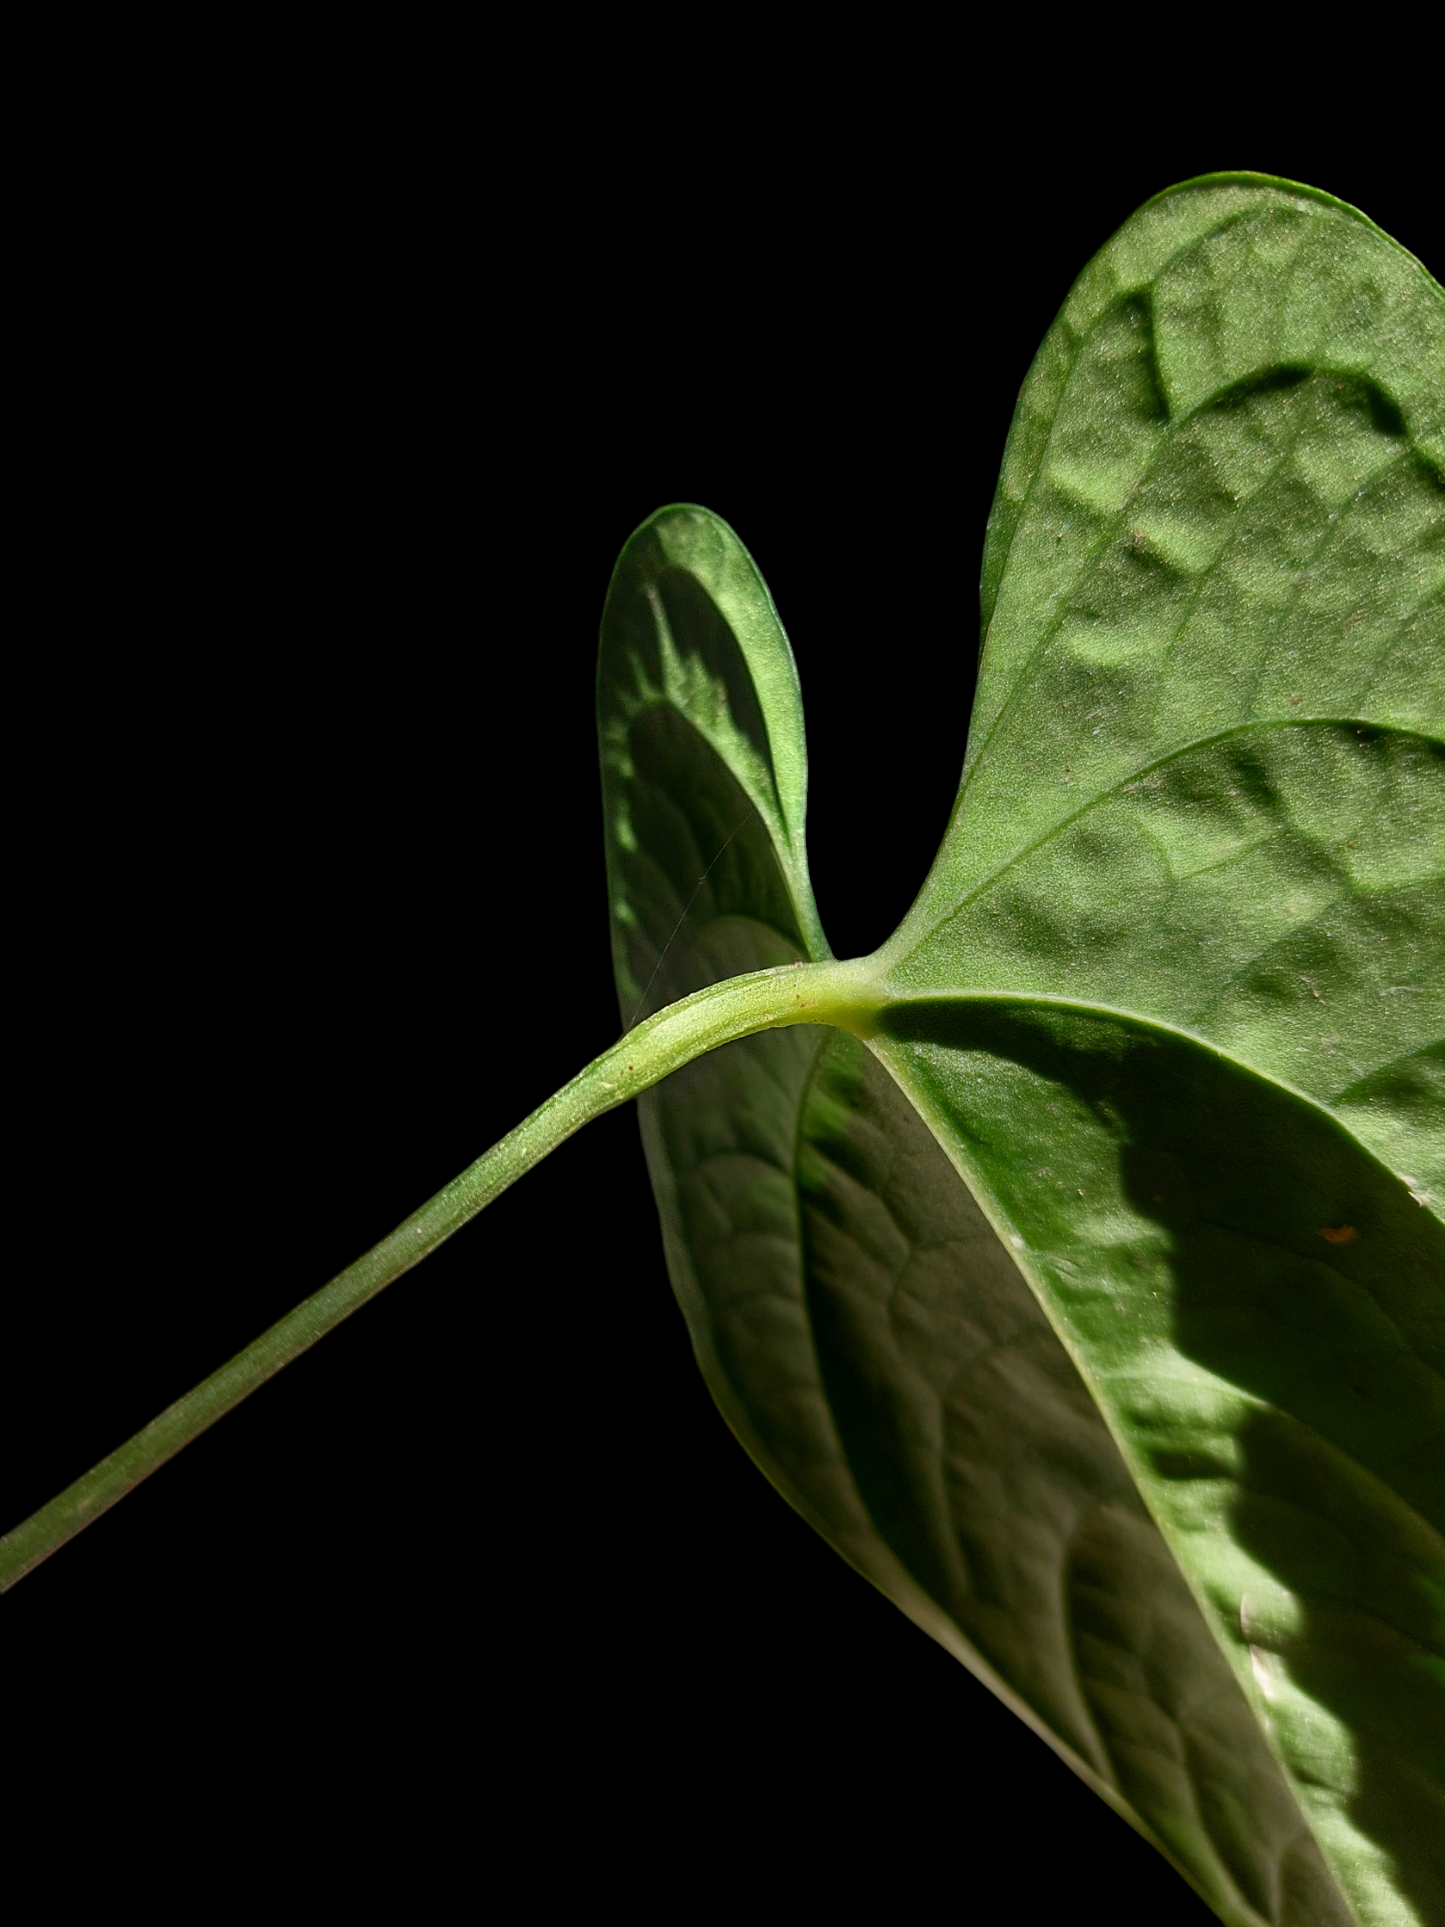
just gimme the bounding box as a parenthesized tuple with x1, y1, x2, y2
(4, 174, 1440, 1927)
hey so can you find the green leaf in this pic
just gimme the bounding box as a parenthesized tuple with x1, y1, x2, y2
(599, 177, 1442, 1927)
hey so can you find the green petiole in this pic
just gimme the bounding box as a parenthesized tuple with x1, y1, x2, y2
(0, 956, 881, 1592)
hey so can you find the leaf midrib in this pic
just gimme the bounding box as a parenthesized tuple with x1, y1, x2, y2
(786, 1030, 1139, 1801)
(890, 718, 1445, 965)
(964, 407, 1421, 828)
(876, 987, 1438, 1209)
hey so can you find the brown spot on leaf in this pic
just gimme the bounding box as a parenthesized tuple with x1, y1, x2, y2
(1319, 1225, 1356, 1245)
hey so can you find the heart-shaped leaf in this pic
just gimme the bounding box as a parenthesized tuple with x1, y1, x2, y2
(599, 177, 1442, 1927)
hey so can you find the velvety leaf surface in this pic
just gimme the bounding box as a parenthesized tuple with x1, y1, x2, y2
(597, 177, 1442, 1927)
(894, 721, 1444, 1196)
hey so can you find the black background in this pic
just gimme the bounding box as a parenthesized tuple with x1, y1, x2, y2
(7, 91, 1436, 1916)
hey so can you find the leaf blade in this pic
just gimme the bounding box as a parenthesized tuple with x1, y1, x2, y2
(597, 501, 1347, 1924)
